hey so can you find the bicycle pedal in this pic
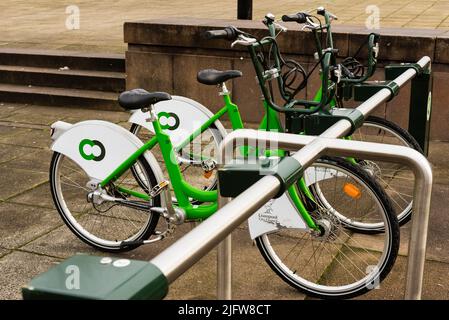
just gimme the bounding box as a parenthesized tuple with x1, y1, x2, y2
(149, 180, 170, 198)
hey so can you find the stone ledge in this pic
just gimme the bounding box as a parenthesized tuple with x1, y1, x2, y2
(123, 18, 449, 141)
(124, 17, 449, 63)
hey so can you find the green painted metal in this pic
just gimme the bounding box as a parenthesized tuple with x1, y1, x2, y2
(218, 161, 277, 198)
(287, 185, 318, 230)
(353, 80, 400, 102)
(152, 118, 192, 210)
(297, 177, 314, 201)
(22, 255, 168, 300)
(175, 105, 228, 152)
(181, 180, 217, 202)
(260, 100, 283, 132)
(100, 135, 158, 187)
(408, 68, 432, 155)
(273, 157, 304, 197)
(224, 94, 245, 129)
(385, 62, 432, 154)
(185, 202, 218, 220)
(247, 39, 322, 114)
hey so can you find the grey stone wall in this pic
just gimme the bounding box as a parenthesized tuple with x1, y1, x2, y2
(124, 17, 449, 141)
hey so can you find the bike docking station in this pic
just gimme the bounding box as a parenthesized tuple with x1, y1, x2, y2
(21, 56, 432, 300)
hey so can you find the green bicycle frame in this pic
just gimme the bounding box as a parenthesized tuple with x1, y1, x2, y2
(100, 90, 317, 229)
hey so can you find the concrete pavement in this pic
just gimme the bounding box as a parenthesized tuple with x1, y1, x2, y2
(1, 1, 449, 53)
(0, 103, 448, 299)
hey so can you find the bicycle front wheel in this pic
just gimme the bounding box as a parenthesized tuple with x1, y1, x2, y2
(256, 157, 399, 299)
(351, 116, 423, 227)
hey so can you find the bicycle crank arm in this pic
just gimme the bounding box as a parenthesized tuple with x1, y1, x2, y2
(87, 190, 152, 211)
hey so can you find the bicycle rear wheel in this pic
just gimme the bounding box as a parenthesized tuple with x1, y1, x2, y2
(256, 157, 399, 299)
(50, 152, 160, 252)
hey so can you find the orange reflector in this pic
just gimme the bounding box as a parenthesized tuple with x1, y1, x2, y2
(343, 183, 362, 199)
(203, 170, 213, 179)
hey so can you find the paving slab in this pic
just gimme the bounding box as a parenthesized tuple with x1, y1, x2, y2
(2, 148, 52, 173)
(355, 256, 449, 300)
(0, 103, 447, 300)
(0, 143, 32, 165)
(349, 182, 449, 263)
(0, 103, 28, 119)
(0, 251, 60, 300)
(8, 182, 54, 209)
(21, 215, 201, 260)
(428, 141, 449, 186)
(2, 111, 68, 127)
(0, 166, 48, 200)
(227, 226, 306, 300)
(0, 128, 49, 149)
(57, 107, 129, 124)
(0, 202, 62, 249)
(0, 248, 11, 258)
(166, 250, 218, 299)
(0, 1, 447, 53)
(0, 125, 30, 140)
(20, 224, 108, 260)
(422, 183, 449, 263)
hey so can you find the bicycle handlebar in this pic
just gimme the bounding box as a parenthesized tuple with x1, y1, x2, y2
(204, 23, 336, 114)
(203, 27, 238, 41)
(317, 6, 338, 20)
(281, 12, 309, 23)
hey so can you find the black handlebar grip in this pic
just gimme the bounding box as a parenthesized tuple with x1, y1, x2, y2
(203, 27, 237, 40)
(204, 29, 229, 40)
(281, 14, 298, 22)
(281, 13, 308, 23)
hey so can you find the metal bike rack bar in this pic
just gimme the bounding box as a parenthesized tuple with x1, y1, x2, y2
(218, 129, 432, 300)
(149, 56, 431, 299)
(215, 55, 431, 299)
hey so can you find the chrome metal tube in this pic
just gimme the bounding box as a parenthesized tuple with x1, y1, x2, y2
(217, 184, 232, 300)
(150, 56, 432, 299)
(221, 129, 433, 299)
(151, 175, 281, 283)
(217, 236, 232, 300)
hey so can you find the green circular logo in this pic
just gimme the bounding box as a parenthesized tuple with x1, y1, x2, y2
(158, 112, 180, 130)
(79, 139, 106, 161)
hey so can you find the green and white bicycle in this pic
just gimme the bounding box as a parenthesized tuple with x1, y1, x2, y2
(276, 7, 423, 226)
(129, 9, 422, 233)
(49, 89, 399, 299)
(48, 28, 401, 298)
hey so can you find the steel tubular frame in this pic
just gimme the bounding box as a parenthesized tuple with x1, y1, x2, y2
(149, 56, 432, 300)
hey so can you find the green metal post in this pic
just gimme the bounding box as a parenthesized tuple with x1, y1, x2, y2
(408, 68, 432, 155)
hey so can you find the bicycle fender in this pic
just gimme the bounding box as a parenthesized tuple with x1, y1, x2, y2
(128, 95, 227, 147)
(248, 193, 309, 240)
(50, 120, 171, 208)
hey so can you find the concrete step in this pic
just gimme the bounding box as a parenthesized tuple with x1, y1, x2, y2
(0, 84, 120, 110)
(0, 65, 125, 93)
(0, 48, 125, 72)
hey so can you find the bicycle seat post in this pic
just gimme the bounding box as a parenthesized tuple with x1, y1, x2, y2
(218, 82, 230, 96)
(142, 104, 158, 123)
